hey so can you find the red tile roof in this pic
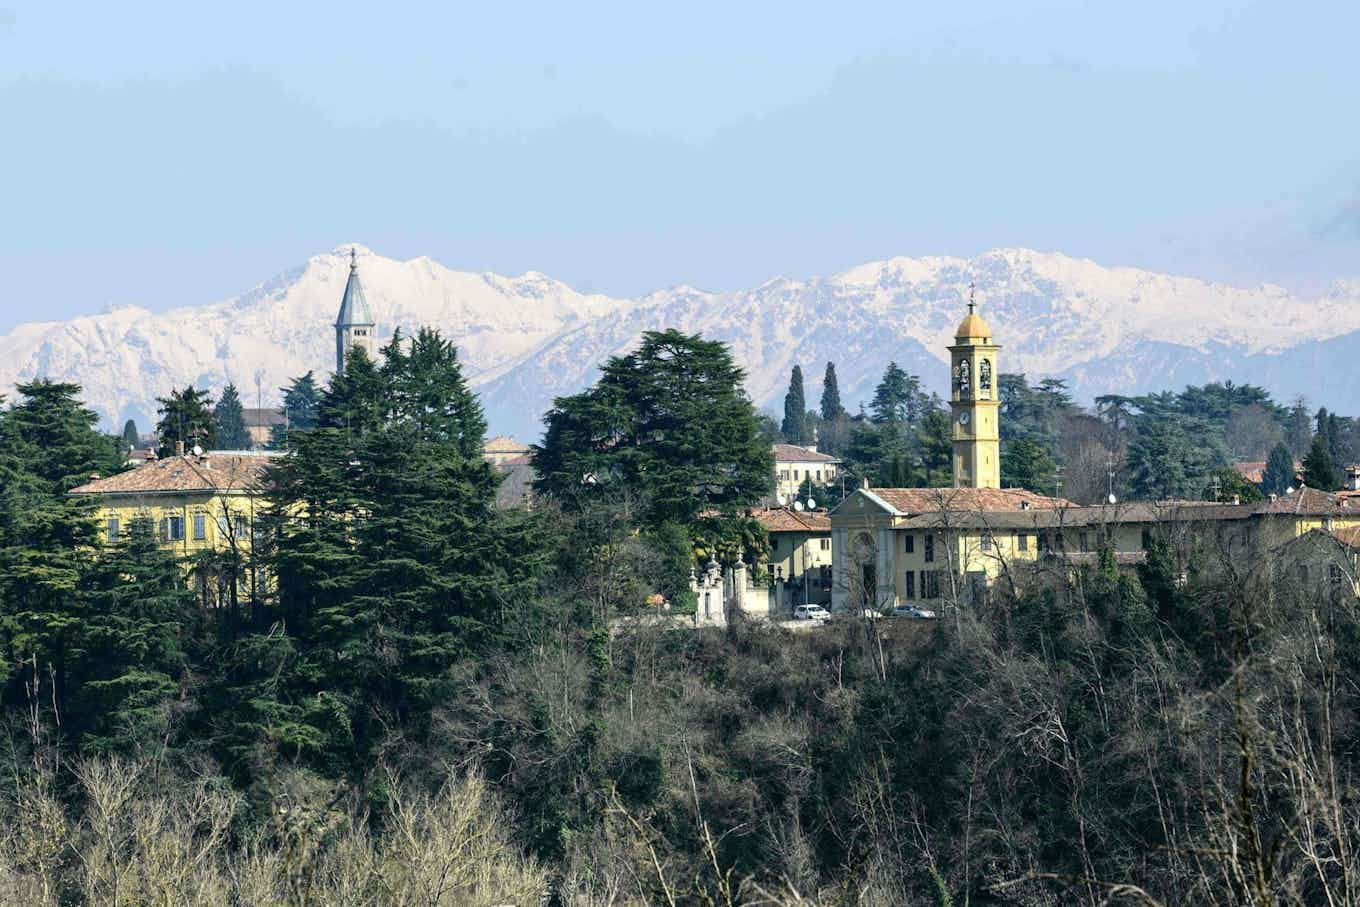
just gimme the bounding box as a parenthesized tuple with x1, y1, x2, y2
(71, 454, 272, 495)
(772, 444, 840, 464)
(869, 486, 1075, 514)
(749, 507, 832, 532)
(1254, 485, 1360, 516)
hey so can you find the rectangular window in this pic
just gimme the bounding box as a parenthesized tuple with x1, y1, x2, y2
(1079, 531, 1090, 552)
(193, 513, 207, 540)
(924, 534, 934, 563)
(924, 570, 941, 599)
(980, 533, 992, 551)
(815, 470, 822, 481)
(106, 517, 119, 543)
(904, 534, 914, 554)
(234, 515, 249, 538)
(1141, 528, 1153, 550)
(1017, 533, 1029, 552)
(161, 515, 184, 542)
(819, 538, 829, 551)
(903, 570, 916, 599)
(793, 469, 800, 480)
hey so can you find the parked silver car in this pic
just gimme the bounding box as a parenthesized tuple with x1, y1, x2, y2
(892, 605, 937, 619)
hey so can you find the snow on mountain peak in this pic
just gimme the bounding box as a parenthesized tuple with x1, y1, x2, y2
(1, 244, 1357, 442)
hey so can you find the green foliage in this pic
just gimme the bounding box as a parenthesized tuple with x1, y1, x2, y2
(1302, 433, 1341, 491)
(120, 418, 139, 451)
(532, 329, 773, 530)
(1203, 466, 1263, 503)
(1262, 442, 1296, 495)
(0, 381, 122, 737)
(870, 361, 929, 425)
(1001, 437, 1057, 495)
(820, 361, 844, 421)
(212, 382, 251, 450)
(155, 385, 214, 456)
(71, 516, 190, 754)
(782, 364, 807, 443)
(269, 371, 321, 449)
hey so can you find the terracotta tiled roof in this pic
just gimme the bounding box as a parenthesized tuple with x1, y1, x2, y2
(498, 453, 533, 468)
(749, 507, 831, 532)
(870, 486, 1074, 514)
(1329, 526, 1360, 549)
(771, 444, 840, 464)
(484, 435, 529, 454)
(70, 454, 272, 495)
(1233, 459, 1301, 484)
(1253, 486, 1360, 516)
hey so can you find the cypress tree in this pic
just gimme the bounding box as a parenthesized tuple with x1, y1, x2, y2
(782, 365, 807, 444)
(121, 418, 139, 452)
(820, 362, 844, 421)
(1262, 442, 1295, 495)
(213, 383, 251, 450)
(155, 386, 214, 456)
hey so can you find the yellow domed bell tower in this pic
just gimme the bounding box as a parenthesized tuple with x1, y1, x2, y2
(949, 288, 1000, 488)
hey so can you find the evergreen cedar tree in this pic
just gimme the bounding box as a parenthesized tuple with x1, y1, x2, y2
(231, 328, 549, 776)
(269, 371, 321, 450)
(1000, 438, 1056, 496)
(212, 383, 251, 450)
(781, 364, 806, 444)
(0, 381, 122, 735)
(121, 418, 139, 451)
(155, 385, 214, 456)
(532, 329, 774, 530)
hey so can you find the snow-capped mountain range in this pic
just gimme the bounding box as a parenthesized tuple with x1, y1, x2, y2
(4, 243, 1360, 443)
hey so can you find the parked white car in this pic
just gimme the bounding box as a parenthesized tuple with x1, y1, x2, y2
(892, 605, 938, 619)
(794, 604, 831, 621)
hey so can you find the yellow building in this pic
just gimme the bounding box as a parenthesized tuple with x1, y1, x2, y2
(751, 507, 833, 605)
(772, 444, 841, 503)
(70, 452, 274, 604)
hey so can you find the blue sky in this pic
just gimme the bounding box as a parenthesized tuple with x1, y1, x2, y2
(1, 1, 1357, 332)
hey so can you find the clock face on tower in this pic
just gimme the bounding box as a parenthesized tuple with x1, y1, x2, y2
(957, 411, 971, 426)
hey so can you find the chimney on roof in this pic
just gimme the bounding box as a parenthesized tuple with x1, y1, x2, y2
(861, 477, 870, 490)
(175, 440, 185, 456)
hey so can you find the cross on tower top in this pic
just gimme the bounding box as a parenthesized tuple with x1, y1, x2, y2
(968, 281, 976, 314)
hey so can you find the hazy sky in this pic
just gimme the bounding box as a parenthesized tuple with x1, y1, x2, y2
(1, 1, 1357, 332)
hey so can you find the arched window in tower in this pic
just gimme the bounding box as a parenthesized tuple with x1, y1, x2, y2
(957, 359, 971, 398)
(979, 359, 992, 398)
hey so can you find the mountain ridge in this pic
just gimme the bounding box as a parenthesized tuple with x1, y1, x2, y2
(3, 243, 1358, 441)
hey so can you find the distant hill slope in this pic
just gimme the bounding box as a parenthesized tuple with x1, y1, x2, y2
(3, 244, 1358, 442)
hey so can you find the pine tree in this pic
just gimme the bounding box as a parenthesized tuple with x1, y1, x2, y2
(121, 419, 139, 452)
(820, 362, 844, 421)
(1262, 442, 1295, 495)
(1302, 434, 1341, 491)
(155, 386, 214, 456)
(71, 515, 190, 754)
(782, 365, 807, 444)
(212, 383, 251, 450)
(870, 363, 910, 424)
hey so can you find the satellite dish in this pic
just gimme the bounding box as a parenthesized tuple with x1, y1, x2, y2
(1108, 493, 1117, 504)
(1286, 486, 1295, 494)
(807, 498, 817, 510)
(776, 494, 788, 507)
(191, 444, 203, 456)
(793, 501, 805, 512)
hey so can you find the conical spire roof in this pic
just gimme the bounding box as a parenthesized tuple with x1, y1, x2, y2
(335, 248, 375, 327)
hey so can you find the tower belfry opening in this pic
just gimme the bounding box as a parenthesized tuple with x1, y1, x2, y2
(335, 248, 376, 375)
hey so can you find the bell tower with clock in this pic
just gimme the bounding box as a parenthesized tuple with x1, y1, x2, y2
(948, 288, 1001, 488)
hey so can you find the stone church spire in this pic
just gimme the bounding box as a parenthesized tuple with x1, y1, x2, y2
(335, 247, 376, 375)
